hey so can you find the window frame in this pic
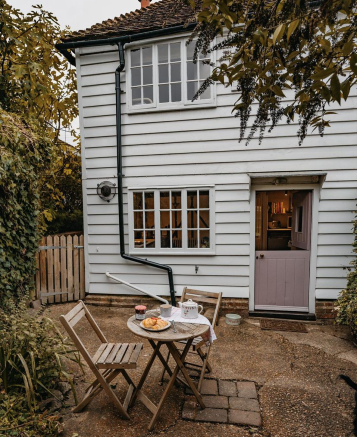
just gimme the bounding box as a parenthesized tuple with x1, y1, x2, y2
(127, 38, 216, 113)
(128, 186, 216, 255)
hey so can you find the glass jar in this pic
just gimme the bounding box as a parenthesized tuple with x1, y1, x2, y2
(135, 305, 147, 320)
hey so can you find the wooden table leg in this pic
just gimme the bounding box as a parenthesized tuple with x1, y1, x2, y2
(147, 340, 194, 431)
(167, 341, 206, 409)
(130, 341, 162, 407)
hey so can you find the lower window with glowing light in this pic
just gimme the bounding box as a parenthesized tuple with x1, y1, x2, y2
(128, 188, 215, 254)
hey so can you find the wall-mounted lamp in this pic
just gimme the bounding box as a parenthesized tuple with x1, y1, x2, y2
(97, 181, 117, 202)
(273, 177, 288, 185)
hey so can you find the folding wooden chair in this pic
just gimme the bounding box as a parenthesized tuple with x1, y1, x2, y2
(160, 288, 222, 392)
(59, 300, 142, 419)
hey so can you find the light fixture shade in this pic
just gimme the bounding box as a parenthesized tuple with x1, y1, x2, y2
(97, 181, 116, 202)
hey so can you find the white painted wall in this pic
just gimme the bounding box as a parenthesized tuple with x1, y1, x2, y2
(75, 36, 357, 302)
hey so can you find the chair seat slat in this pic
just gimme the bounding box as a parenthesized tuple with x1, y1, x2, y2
(114, 343, 129, 364)
(106, 343, 122, 364)
(92, 343, 108, 363)
(121, 344, 135, 365)
(98, 343, 115, 364)
(129, 343, 143, 364)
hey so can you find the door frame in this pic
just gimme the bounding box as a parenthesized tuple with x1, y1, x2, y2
(249, 184, 320, 314)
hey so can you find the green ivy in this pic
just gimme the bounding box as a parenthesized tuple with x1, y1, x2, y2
(336, 214, 357, 339)
(0, 110, 52, 308)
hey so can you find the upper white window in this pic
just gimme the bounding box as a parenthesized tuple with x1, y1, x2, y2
(128, 187, 215, 254)
(128, 39, 215, 111)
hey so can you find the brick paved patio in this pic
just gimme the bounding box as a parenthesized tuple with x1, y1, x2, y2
(182, 379, 262, 427)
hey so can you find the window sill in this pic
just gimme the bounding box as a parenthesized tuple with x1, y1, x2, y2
(129, 250, 216, 256)
(127, 101, 217, 115)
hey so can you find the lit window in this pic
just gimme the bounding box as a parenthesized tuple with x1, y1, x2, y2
(130, 188, 214, 253)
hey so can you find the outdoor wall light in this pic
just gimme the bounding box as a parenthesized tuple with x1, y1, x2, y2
(97, 181, 117, 202)
(273, 177, 288, 185)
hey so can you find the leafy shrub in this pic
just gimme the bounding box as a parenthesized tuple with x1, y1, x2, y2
(0, 300, 80, 436)
(336, 217, 357, 340)
(0, 110, 52, 308)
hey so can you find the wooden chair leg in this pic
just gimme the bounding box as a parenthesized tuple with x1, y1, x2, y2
(197, 346, 213, 373)
(198, 346, 212, 392)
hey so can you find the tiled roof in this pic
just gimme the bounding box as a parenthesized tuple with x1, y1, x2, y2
(63, 0, 196, 43)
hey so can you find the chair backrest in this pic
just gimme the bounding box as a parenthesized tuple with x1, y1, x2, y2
(181, 288, 222, 326)
(59, 300, 108, 368)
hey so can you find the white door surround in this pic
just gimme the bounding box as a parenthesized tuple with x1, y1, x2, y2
(249, 183, 320, 314)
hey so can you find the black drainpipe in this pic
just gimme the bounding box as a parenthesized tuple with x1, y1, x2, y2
(115, 43, 176, 306)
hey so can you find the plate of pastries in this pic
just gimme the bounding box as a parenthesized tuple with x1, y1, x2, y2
(140, 317, 171, 331)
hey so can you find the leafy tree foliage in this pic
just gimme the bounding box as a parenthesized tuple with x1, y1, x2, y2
(181, 0, 357, 144)
(0, 2, 80, 305)
(0, 110, 52, 306)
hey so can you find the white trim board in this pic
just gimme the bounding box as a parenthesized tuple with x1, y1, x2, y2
(249, 184, 320, 314)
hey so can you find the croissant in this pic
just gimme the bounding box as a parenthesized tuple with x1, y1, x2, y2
(142, 317, 157, 328)
(152, 319, 168, 330)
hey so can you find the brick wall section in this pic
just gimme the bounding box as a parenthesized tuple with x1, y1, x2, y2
(315, 300, 337, 321)
(84, 295, 336, 322)
(84, 295, 249, 317)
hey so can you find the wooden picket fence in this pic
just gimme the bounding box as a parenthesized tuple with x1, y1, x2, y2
(35, 234, 85, 304)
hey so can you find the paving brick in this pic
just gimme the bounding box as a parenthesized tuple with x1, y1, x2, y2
(237, 381, 257, 399)
(195, 408, 228, 423)
(229, 397, 260, 412)
(182, 401, 197, 420)
(219, 380, 237, 396)
(202, 395, 229, 409)
(201, 379, 218, 395)
(228, 409, 262, 427)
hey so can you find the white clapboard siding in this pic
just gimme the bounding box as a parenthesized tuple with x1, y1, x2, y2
(76, 37, 357, 301)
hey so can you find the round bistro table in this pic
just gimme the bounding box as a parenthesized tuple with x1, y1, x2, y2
(127, 315, 208, 430)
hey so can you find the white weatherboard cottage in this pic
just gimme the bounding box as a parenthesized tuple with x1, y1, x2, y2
(59, 0, 356, 318)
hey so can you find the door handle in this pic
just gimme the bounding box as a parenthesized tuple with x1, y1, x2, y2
(260, 254, 265, 258)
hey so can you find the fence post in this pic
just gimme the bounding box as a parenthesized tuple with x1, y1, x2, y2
(67, 235, 74, 301)
(80, 235, 85, 299)
(60, 235, 67, 301)
(54, 235, 61, 303)
(46, 235, 54, 304)
(73, 235, 79, 300)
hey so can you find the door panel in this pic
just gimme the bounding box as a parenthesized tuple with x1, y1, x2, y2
(291, 191, 312, 250)
(255, 250, 310, 311)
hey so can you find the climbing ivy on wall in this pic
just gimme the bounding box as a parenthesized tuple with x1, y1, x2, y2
(0, 110, 52, 308)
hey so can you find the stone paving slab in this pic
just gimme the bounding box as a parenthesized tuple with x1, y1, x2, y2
(219, 379, 237, 396)
(182, 379, 262, 428)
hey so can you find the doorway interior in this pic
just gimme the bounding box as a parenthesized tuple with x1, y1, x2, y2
(254, 190, 312, 312)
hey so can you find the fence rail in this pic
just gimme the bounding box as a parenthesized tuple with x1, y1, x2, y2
(35, 234, 85, 304)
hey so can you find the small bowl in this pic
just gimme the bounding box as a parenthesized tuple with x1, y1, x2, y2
(225, 314, 242, 326)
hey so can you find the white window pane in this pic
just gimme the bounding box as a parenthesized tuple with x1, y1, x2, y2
(159, 84, 170, 103)
(143, 86, 153, 104)
(171, 63, 181, 82)
(200, 81, 211, 100)
(187, 190, 197, 208)
(187, 81, 198, 100)
(187, 61, 197, 80)
(161, 230, 171, 248)
(131, 68, 141, 86)
(143, 66, 152, 85)
(199, 61, 210, 80)
(158, 44, 169, 63)
(142, 46, 152, 65)
(170, 42, 181, 62)
(131, 49, 141, 67)
(159, 64, 169, 83)
(187, 43, 195, 60)
(188, 230, 198, 248)
(199, 50, 208, 60)
(132, 87, 141, 105)
(171, 83, 181, 102)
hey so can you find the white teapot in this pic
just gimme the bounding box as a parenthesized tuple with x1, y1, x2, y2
(178, 299, 203, 319)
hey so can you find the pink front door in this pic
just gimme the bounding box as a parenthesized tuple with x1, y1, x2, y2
(254, 190, 312, 312)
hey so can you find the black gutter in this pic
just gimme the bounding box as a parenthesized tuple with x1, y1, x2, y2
(55, 23, 196, 67)
(115, 42, 176, 306)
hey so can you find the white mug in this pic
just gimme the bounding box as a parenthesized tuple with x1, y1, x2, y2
(178, 299, 203, 319)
